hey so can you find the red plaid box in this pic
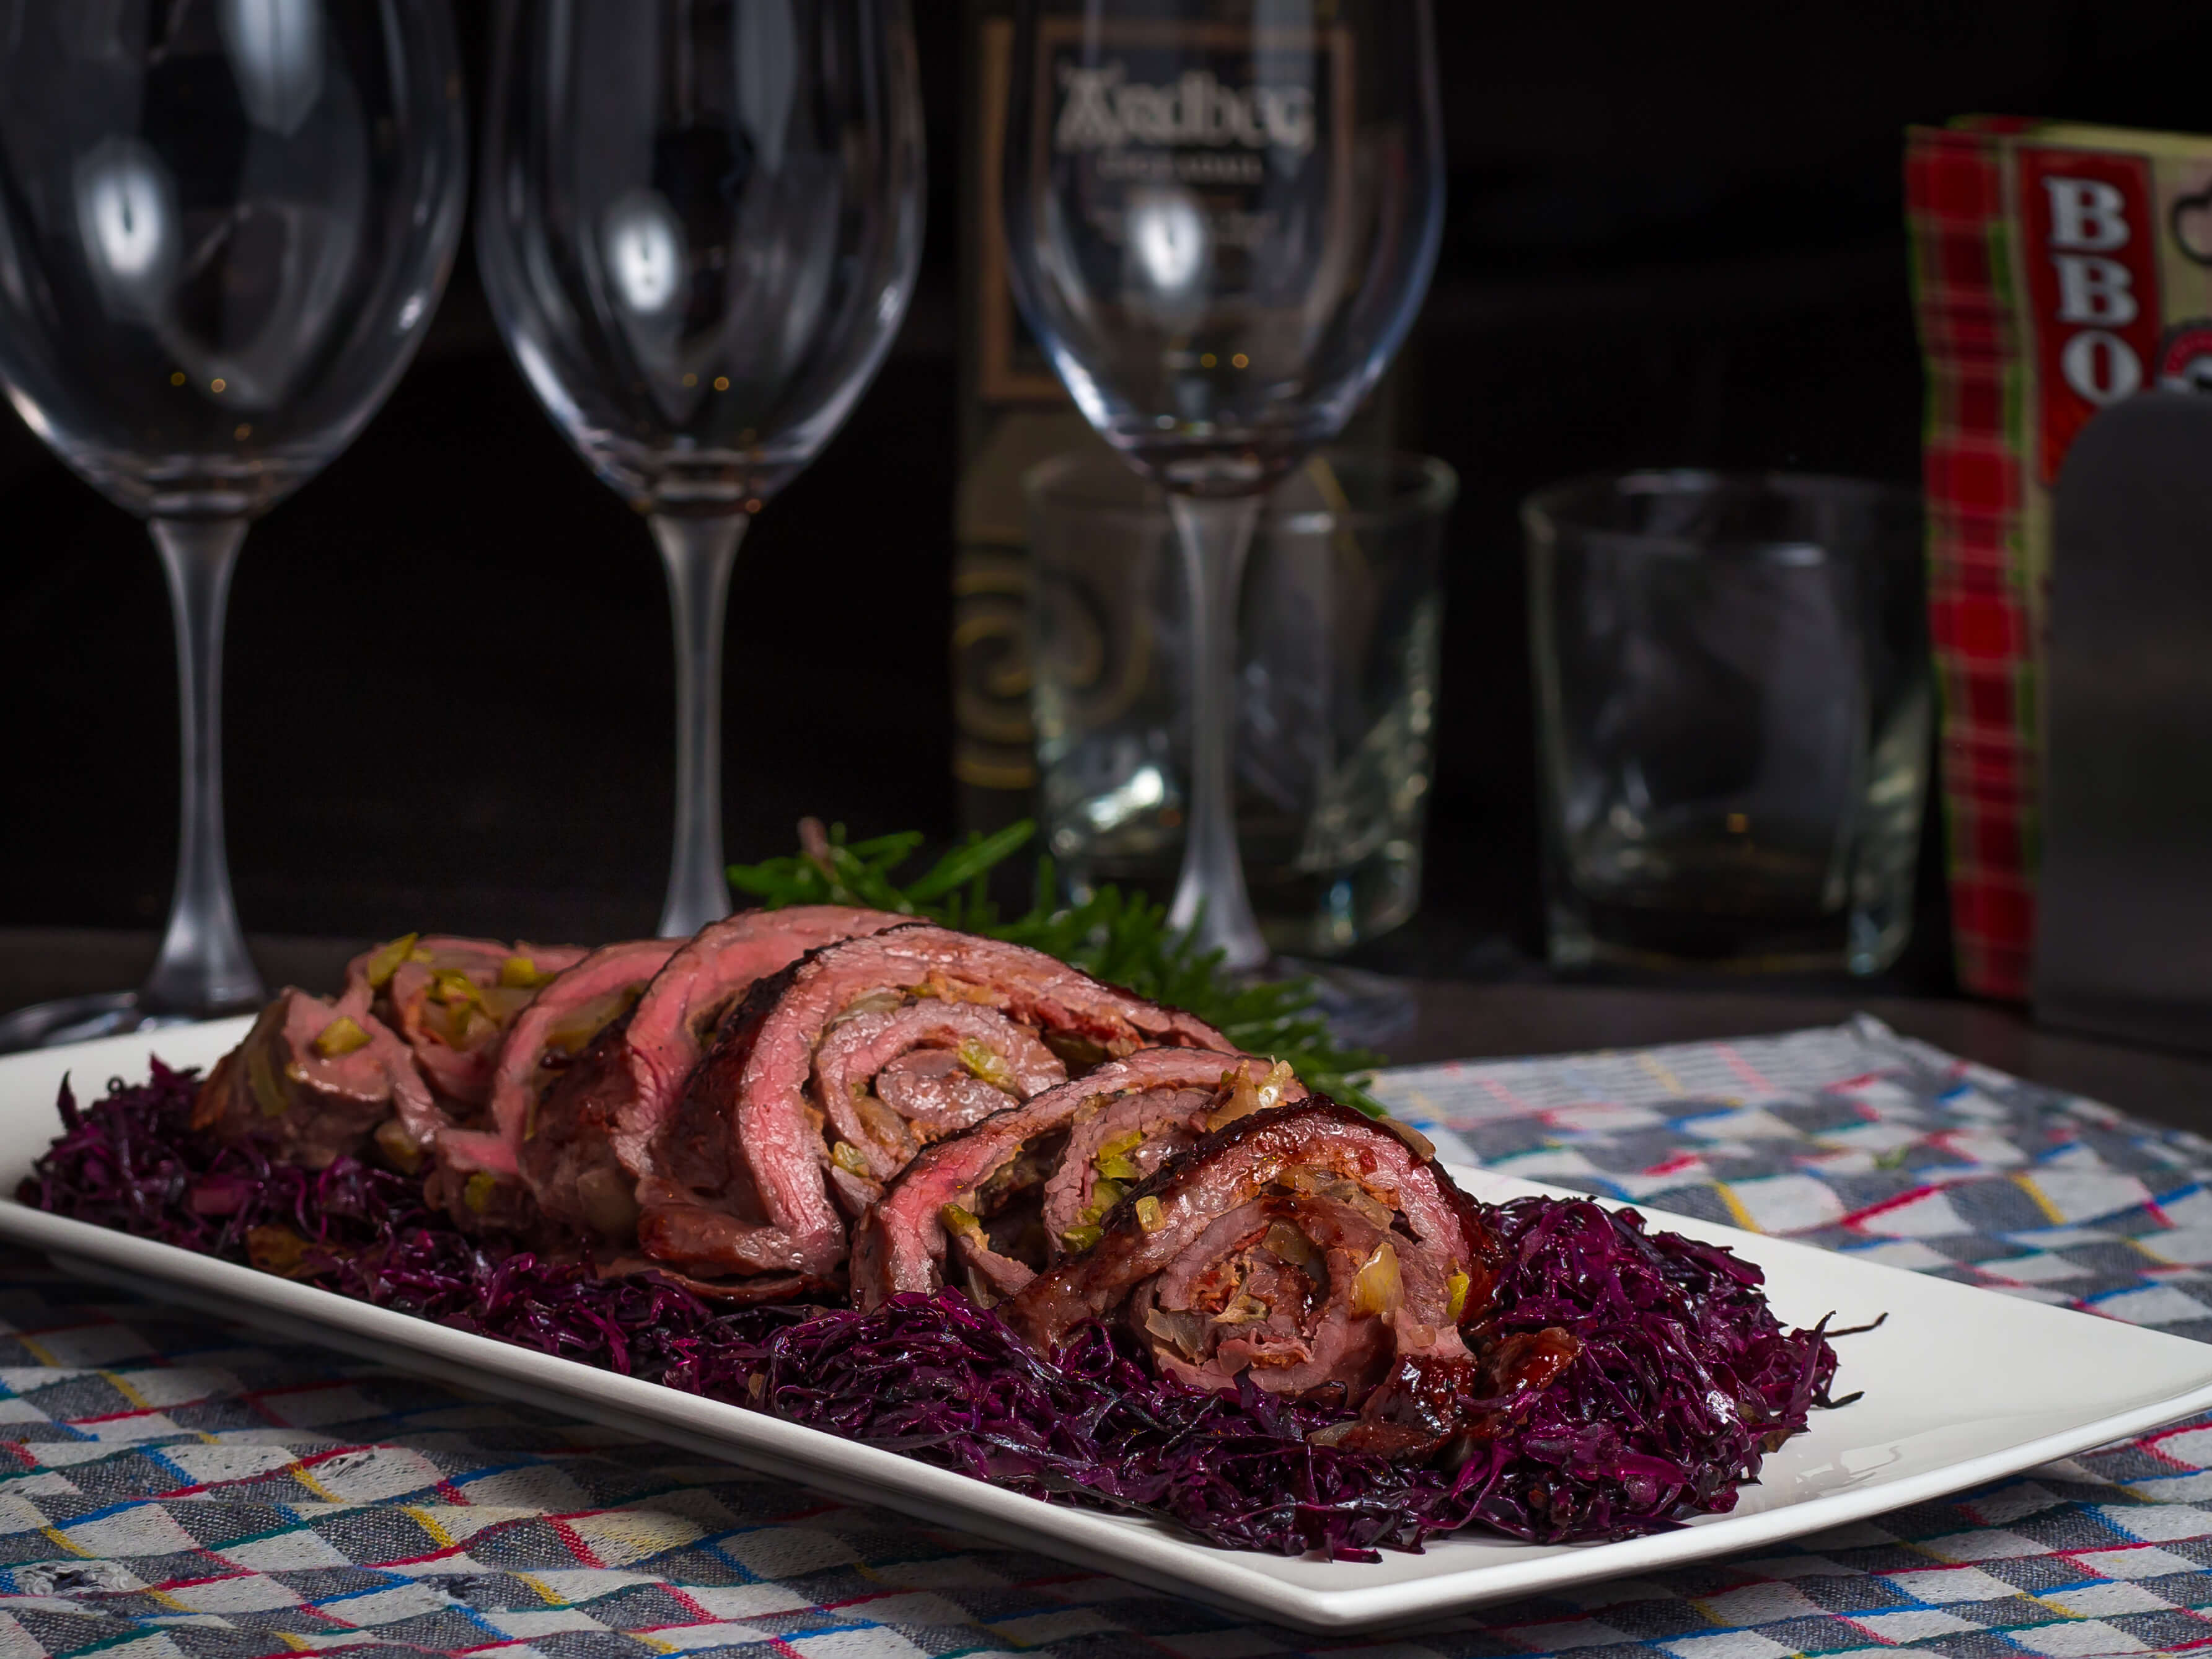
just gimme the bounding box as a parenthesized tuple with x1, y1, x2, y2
(1906, 118, 2212, 998)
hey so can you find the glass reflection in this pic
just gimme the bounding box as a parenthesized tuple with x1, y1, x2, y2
(605, 190, 685, 314)
(1122, 185, 1209, 350)
(733, 0, 797, 172)
(74, 139, 174, 308)
(219, 0, 328, 134)
(1129, 187, 1207, 295)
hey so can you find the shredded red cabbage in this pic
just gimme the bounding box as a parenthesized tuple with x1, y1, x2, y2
(1438, 1195, 1849, 1542)
(20, 1063, 1849, 1558)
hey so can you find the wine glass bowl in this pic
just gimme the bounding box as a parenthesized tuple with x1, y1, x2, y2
(0, 1, 467, 520)
(0, 0, 468, 1048)
(478, 0, 925, 933)
(1003, 0, 1444, 967)
(479, 0, 925, 515)
(1006, 3, 1442, 497)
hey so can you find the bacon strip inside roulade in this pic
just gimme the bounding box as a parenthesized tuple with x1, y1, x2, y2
(851, 1048, 1305, 1311)
(1002, 1097, 1509, 1457)
(516, 906, 909, 1267)
(638, 926, 1235, 1287)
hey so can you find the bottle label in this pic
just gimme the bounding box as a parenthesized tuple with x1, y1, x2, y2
(1053, 63, 1319, 166)
(1026, 17, 1351, 289)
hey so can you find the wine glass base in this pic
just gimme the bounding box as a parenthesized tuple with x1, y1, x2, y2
(0, 992, 201, 1055)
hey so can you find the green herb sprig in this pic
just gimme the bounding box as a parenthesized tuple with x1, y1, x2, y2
(728, 820, 1383, 1113)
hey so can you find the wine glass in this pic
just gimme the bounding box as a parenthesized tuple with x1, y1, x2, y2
(477, 0, 925, 938)
(0, 0, 468, 1050)
(1003, 0, 1443, 969)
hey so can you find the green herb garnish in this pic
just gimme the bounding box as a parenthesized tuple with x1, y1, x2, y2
(728, 819, 1383, 1114)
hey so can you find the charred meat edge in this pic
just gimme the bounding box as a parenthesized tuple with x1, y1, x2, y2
(1003, 1096, 1528, 1459)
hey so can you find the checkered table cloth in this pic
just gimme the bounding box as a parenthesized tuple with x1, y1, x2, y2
(4, 1016, 2210, 1659)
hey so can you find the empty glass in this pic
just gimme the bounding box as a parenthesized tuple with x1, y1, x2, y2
(1526, 472, 1931, 975)
(1002, 0, 1443, 968)
(0, 0, 468, 1049)
(478, 0, 925, 937)
(1029, 449, 1453, 957)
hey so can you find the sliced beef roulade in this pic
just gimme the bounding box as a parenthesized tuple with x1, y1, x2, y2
(431, 937, 682, 1228)
(852, 1048, 1304, 1310)
(517, 905, 909, 1267)
(1002, 1097, 1509, 1459)
(347, 934, 589, 1110)
(638, 926, 1235, 1287)
(194, 987, 436, 1171)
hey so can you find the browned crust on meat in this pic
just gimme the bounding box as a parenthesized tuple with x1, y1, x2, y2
(1002, 1096, 1503, 1354)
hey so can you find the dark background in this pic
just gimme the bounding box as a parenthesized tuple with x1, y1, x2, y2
(8, 2, 2212, 991)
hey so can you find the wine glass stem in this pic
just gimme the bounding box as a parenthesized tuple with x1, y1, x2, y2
(651, 512, 747, 938)
(1166, 492, 1270, 971)
(141, 517, 264, 1018)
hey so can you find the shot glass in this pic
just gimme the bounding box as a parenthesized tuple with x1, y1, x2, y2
(1028, 449, 1455, 957)
(1525, 470, 1931, 975)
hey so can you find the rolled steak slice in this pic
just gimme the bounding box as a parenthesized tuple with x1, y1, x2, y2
(639, 927, 1235, 1285)
(433, 938, 682, 1229)
(346, 935, 588, 1111)
(813, 1001, 1066, 1179)
(519, 905, 909, 1256)
(193, 986, 436, 1171)
(1002, 1097, 1512, 1459)
(850, 1049, 1305, 1311)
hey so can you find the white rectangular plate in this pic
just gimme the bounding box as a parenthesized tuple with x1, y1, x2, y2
(0, 1020, 2205, 1634)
